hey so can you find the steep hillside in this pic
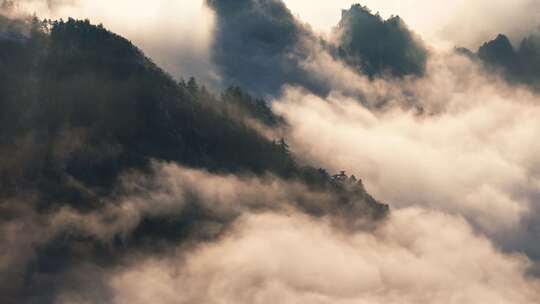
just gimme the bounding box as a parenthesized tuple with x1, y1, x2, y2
(0, 15, 387, 304)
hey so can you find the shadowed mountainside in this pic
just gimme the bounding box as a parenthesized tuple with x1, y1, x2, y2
(334, 4, 428, 78)
(0, 15, 388, 304)
(458, 32, 540, 91)
(206, 0, 428, 97)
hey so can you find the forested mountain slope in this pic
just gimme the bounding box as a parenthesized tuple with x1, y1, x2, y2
(0, 15, 387, 304)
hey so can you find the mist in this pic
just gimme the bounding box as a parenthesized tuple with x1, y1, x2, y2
(2, 0, 540, 302)
(73, 210, 540, 304)
(274, 51, 540, 270)
(11, 0, 218, 86)
(284, 0, 540, 48)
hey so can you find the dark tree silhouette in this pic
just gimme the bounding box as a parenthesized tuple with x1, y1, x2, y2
(0, 16, 388, 304)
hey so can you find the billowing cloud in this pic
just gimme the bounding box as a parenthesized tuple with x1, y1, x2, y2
(0, 162, 386, 303)
(48, 162, 386, 242)
(274, 51, 540, 271)
(3, 1, 540, 302)
(103, 210, 540, 304)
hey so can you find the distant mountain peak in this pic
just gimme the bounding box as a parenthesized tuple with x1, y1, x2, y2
(334, 3, 428, 77)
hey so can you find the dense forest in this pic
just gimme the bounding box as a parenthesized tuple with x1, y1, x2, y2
(0, 15, 381, 196)
(0, 14, 388, 304)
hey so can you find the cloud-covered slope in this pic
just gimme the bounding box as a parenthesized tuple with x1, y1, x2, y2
(207, 0, 429, 97)
(206, 0, 330, 97)
(459, 32, 540, 92)
(0, 15, 388, 304)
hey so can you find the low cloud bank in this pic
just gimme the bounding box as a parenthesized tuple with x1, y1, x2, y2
(3, 1, 540, 301)
(274, 52, 540, 271)
(94, 210, 540, 304)
(0, 162, 384, 303)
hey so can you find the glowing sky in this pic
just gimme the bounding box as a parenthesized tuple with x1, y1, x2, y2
(19, 0, 540, 49)
(283, 0, 540, 47)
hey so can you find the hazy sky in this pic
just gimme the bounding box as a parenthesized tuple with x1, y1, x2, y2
(16, 0, 540, 49)
(10, 0, 538, 84)
(284, 0, 540, 47)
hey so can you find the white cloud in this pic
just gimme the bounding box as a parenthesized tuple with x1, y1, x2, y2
(274, 52, 540, 254)
(107, 210, 540, 304)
